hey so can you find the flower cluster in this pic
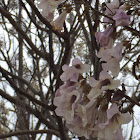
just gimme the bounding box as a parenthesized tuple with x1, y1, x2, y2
(53, 0, 131, 139)
(103, 0, 129, 27)
(54, 57, 131, 139)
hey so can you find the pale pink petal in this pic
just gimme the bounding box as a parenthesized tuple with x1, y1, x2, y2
(72, 58, 81, 65)
(60, 80, 79, 94)
(107, 103, 119, 120)
(89, 77, 99, 88)
(97, 124, 124, 140)
(99, 70, 111, 80)
(38, 0, 65, 21)
(88, 88, 101, 100)
(110, 43, 123, 61)
(76, 101, 98, 128)
(105, 0, 120, 15)
(101, 79, 120, 91)
(55, 88, 61, 97)
(97, 47, 111, 61)
(72, 58, 90, 73)
(118, 112, 132, 124)
(67, 118, 93, 139)
(60, 66, 79, 82)
(104, 37, 114, 49)
(95, 26, 113, 47)
(62, 64, 69, 71)
(115, 127, 124, 140)
(102, 58, 120, 77)
(103, 17, 114, 24)
(54, 89, 82, 122)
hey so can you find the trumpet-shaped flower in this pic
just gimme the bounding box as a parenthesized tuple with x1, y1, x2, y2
(95, 26, 114, 48)
(89, 71, 120, 95)
(98, 43, 123, 77)
(72, 58, 90, 73)
(94, 103, 131, 140)
(51, 10, 68, 31)
(72, 97, 108, 139)
(54, 89, 82, 122)
(97, 43, 123, 62)
(60, 58, 90, 82)
(66, 114, 93, 139)
(113, 9, 129, 27)
(60, 66, 79, 82)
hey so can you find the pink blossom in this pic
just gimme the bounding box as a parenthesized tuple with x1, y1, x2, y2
(60, 80, 80, 95)
(54, 89, 82, 122)
(60, 58, 90, 82)
(72, 58, 90, 73)
(95, 26, 113, 48)
(96, 124, 124, 140)
(67, 100, 104, 139)
(93, 103, 131, 140)
(89, 71, 120, 93)
(102, 0, 120, 24)
(105, 0, 120, 15)
(103, 16, 114, 24)
(107, 103, 132, 124)
(60, 66, 79, 82)
(66, 114, 93, 139)
(98, 43, 123, 62)
(102, 58, 120, 77)
(97, 43, 123, 77)
(97, 47, 112, 62)
(111, 43, 123, 61)
(73, 97, 108, 139)
(113, 9, 129, 27)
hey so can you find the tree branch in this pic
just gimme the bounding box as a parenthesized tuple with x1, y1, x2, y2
(0, 66, 55, 111)
(0, 89, 57, 130)
(25, 0, 66, 38)
(0, 7, 49, 60)
(0, 129, 59, 139)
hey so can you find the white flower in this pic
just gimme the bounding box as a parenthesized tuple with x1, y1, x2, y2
(89, 71, 120, 94)
(98, 43, 123, 77)
(93, 103, 132, 140)
(51, 10, 68, 31)
(60, 58, 90, 82)
(54, 89, 82, 122)
(38, 0, 64, 21)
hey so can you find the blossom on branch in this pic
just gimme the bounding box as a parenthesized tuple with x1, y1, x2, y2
(51, 10, 68, 32)
(95, 26, 114, 48)
(38, 0, 65, 21)
(94, 103, 132, 140)
(52, 0, 131, 139)
(113, 9, 129, 27)
(102, 58, 120, 77)
(88, 70, 120, 99)
(97, 43, 123, 77)
(105, 0, 120, 15)
(54, 83, 82, 122)
(60, 58, 90, 82)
